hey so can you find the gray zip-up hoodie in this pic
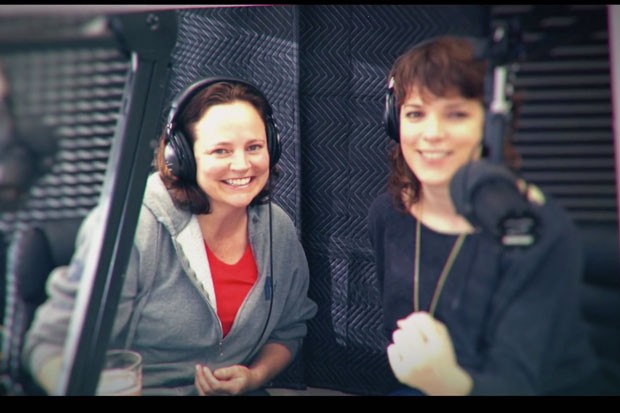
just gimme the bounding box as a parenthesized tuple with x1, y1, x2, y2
(23, 173, 317, 395)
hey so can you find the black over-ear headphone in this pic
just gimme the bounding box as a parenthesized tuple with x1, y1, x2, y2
(164, 76, 282, 181)
(383, 38, 439, 143)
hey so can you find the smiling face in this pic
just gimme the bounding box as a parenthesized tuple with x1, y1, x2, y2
(399, 87, 485, 190)
(192, 100, 270, 213)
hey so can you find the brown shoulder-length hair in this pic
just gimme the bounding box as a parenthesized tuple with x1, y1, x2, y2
(386, 35, 521, 211)
(155, 80, 280, 215)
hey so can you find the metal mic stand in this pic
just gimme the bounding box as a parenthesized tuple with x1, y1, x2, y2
(483, 18, 524, 164)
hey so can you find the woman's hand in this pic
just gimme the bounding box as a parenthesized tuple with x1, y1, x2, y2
(387, 311, 473, 396)
(194, 364, 257, 396)
(194, 342, 292, 396)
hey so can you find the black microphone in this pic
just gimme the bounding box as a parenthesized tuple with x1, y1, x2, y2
(450, 159, 539, 247)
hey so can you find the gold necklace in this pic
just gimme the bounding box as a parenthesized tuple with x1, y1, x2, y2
(413, 218, 467, 315)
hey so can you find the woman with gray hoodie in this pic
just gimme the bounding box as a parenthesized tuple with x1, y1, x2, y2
(23, 76, 317, 396)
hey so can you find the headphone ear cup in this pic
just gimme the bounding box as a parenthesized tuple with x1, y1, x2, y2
(164, 130, 196, 181)
(384, 87, 400, 142)
(266, 117, 281, 168)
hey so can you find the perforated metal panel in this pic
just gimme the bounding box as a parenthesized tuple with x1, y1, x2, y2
(0, 34, 130, 236)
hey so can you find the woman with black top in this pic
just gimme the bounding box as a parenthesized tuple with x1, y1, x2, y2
(368, 35, 602, 395)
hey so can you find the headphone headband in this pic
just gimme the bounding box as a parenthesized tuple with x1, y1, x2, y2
(166, 76, 274, 132)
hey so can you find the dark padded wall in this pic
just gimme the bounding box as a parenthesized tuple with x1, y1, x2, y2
(298, 5, 489, 394)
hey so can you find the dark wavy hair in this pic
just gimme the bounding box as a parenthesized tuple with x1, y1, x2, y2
(155, 80, 280, 215)
(386, 36, 521, 212)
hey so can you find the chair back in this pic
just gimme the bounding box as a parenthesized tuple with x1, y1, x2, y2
(0, 218, 83, 395)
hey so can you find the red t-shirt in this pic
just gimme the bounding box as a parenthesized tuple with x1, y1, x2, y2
(205, 241, 258, 337)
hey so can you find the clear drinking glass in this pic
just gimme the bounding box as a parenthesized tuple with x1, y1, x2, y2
(95, 349, 143, 396)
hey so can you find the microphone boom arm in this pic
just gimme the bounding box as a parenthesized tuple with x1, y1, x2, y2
(483, 19, 523, 164)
